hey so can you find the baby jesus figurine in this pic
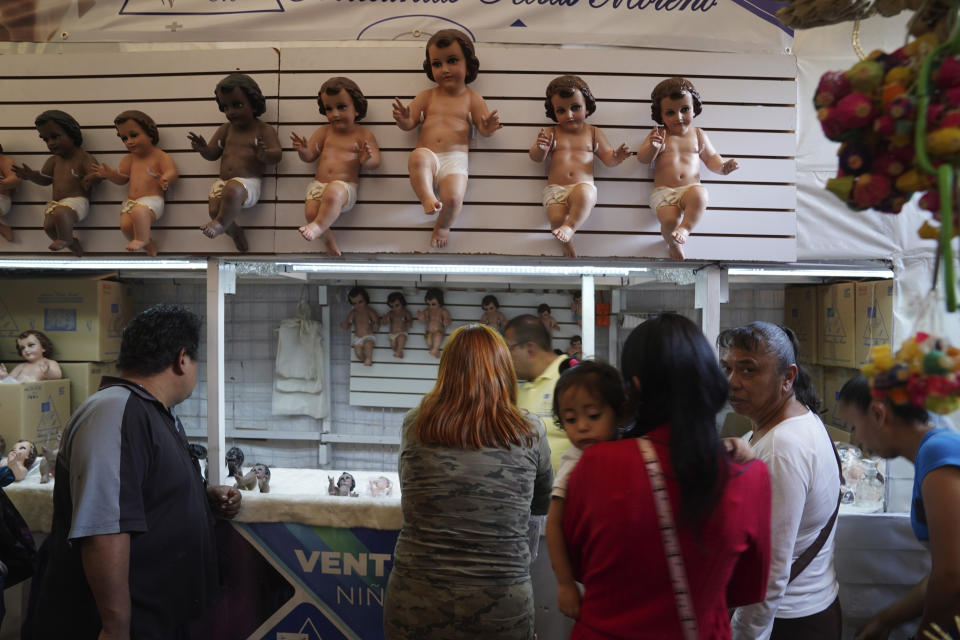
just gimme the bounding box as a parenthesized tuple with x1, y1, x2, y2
(340, 286, 379, 367)
(417, 288, 451, 359)
(381, 291, 414, 359)
(0, 330, 61, 383)
(0, 440, 37, 485)
(479, 295, 507, 333)
(635, 77, 738, 260)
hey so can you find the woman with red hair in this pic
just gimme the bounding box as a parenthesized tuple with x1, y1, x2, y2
(383, 324, 553, 640)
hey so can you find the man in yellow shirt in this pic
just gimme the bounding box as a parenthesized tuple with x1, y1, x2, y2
(504, 314, 570, 471)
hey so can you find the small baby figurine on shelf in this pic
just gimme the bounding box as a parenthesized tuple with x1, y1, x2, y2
(237, 463, 270, 493)
(92, 110, 178, 257)
(0, 440, 37, 485)
(328, 472, 359, 497)
(392, 29, 501, 249)
(340, 286, 379, 367)
(381, 291, 414, 359)
(226, 445, 245, 480)
(635, 77, 739, 260)
(537, 303, 560, 338)
(570, 292, 582, 327)
(290, 77, 381, 255)
(530, 75, 630, 258)
(0, 143, 21, 242)
(369, 475, 393, 498)
(0, 330, 62, 383)
(188, 73, 282, 252)
(567, 335, 582, 360)
(479, 295, 507, 333)
(417, 287, 451, 359)
(13, 110, 100, 256)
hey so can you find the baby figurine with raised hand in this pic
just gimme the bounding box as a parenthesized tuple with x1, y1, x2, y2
(0, 330, 61, 383)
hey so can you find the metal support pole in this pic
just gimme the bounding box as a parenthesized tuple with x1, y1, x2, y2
(582, 275, 595, 360)
(205, 259, 234, 485)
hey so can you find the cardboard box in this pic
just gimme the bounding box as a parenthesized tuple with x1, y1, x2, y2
(823, 366, 860, 430)
(784, 286, 820, 364)
(0, 379, 70, 451)
(819, 283, 857, 368)
(855, 281, 895, 367)
(59, 362, 118, 415)
(0, 278, 132, 362)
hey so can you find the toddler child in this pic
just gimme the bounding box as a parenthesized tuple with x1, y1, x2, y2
(93, 110, 178, 257)
(547, 360, 626, 619)
(538, 303, 560, 337)
(340, 286, 379, 367)
(381, 291, 414, 358)
(530, 75, 630, 258)
(479, 294, 506, 332)
(392, 29, 501, 249)
(290, 77, 381, 255)
(0, 330, 61, 383)
(417, 287, 451, 358)
(635, 77, 739, 260)
(14, 110, 99, 256)
(0, 144, 21, 242)
(188, 73, 282, 252)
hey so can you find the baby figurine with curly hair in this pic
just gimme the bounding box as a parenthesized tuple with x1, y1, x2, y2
(0, 330, 61, 383)
(635, 77, 739, 260)
(530, 75, 630, 258)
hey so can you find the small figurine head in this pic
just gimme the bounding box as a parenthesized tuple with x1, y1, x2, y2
(337, 472, 356, 491)
(570, 335, 582, 350)
(225, 446, 244, 475)
(117, 305, 201, 380)
(544, 75, 597, 122)
(17, 330, 53, 364)
(252, 463, 270, 479)
(650, 77, 703, 125)
(422, 29, 479, 85)
(187, 443, 208, 461)
(552, 361, 626, 449)
(215, 73, 267, 118)
(347, 286, 370, 306)
(12, 440, 37, 469)
(537, 303, 552, 316)
(114, 110, 160, 146)
(424, 287, 444, 307)
(35, 110, 82, 152)
(318, 77, 368, 122)
(387, 291, 407, 309)
(481, 294, 500, 311)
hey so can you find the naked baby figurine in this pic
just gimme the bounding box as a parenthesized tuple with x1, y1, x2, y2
(538, 303, 560, 338)
(369, 476, 393, 498)
(479, 295, 507, 333)
(340, 286, 379, 367)
(0, 330, 62, 383)
(381, 291, 414, 359)
(530, 75, 630, 257)
(290, 77, 381, 255)
(635, 77, 738, 260)
(93, 110, 178, 257)
(0, 440, 36, 484)
(188, 73, 282, 252)
(0, 143, 21, 242)
(13, 110, 100, 256)
(417, 287, 451, 359)
(226, 445, 245, 480)
(392, 29, 501, 249)
(328, 472, 359, 497)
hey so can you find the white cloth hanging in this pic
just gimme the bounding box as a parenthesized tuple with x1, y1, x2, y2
(272, 302, 328, 419)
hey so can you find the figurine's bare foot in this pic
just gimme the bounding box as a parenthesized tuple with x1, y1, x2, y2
(671, 227, 690, 245)
(49, 239, 68, 251)
(553, 224, 575, 243)
(363, 357, 373, 366)
(322, 230, 342, 257)
(299, 222, 323, 241)
(559, 238, 577, 258)
(227, 225, 249, 253)
(201, 220, 225, 239)
(430, 225, 450, 249)
(422, 198, 442, 216)
(126, 239, 148, 252)
(143, 241, 158, 258)
(429, 348, 441, 358)
(667, 241, 686, 260)
(0, 223, 12, 242)
(393, 351, 402, 358)
(67, 237, 84, 257)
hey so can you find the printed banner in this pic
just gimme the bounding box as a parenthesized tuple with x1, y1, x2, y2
(0, 0, 793, 53)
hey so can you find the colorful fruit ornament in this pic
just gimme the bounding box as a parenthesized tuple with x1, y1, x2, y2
(862, 333, 960, 413)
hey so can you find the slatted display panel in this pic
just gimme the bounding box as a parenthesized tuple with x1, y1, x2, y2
(348, 287, 578, 408)
(0, 45, 796, 261)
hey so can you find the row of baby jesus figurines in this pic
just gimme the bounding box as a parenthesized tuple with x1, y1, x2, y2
(343, 286, 583, 365)
(0, 30, 737, 261)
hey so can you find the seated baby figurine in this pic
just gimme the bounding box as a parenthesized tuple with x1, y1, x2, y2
(226, 445, 245, 480)
(236, 469, 258, 491)
(369, 475, 393, 498)
(328, 472, 359, 497)
(0, 440, 37, 486)
(0, 330, 61, 383)
(236, 463, 271, 493)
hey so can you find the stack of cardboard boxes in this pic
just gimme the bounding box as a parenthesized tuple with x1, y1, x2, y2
(0, 278, 130, 451)
(783, 280, 895, 442)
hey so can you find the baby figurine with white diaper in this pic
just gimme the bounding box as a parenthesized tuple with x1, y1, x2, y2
(93, 110, 178, 257)
(0, 143, 21, 242)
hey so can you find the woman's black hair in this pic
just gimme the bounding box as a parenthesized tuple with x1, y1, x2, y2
(716, 322, 821, 413)
(552, 360, 627, 431)
(839, 373, 931, 425)
(621, 313, 729, 526)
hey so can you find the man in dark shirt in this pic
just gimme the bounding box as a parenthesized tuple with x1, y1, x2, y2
(28, 304, 241, 640)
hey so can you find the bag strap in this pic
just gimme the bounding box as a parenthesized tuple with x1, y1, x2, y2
(788, 428, 844, 583)
(638, 438, 698, 640)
